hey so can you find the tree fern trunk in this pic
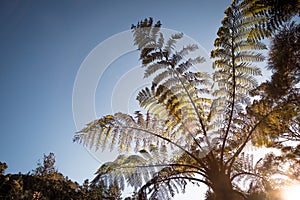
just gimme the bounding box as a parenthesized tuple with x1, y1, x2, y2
(210, 171, 244, 200)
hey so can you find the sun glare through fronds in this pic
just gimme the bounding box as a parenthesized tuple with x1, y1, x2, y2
(281, 184, 300, 200)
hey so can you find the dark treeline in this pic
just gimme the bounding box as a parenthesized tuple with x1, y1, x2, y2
(0, 153, 122, 200)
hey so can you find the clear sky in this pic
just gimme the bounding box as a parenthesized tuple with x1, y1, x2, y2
(0, 0, 231, 198)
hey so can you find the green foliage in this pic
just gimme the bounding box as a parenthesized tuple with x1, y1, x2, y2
(211, 0, 266, 166)
(242, 0, 300, 40)
(243, 20, 300, 200)
(265, 22, 300, 99)
(74, 1, 300, 200)
(249, 22, 300, 146)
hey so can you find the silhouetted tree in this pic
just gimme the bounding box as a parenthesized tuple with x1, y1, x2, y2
(250, 22, 300, 145)
(33, 152, 58, 177)
(246, 22, 300, 197)
(0, 162, 7, 175)
(0, 153, 122, 199)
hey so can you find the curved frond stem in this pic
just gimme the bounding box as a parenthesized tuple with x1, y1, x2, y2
(118, 163, 208, 179)
(173, 68, 208, 137)
(181, 170, 209, 179)
(226, 107, 281, 172)
(140, 175, 212, 194)
(220, 27, 237, 168)
(158, 176, 211, 187)
(124, 164, 208, 178)
(169, 66, 215, 162)
(145, 89, 208, 154)
(234, 190, 247, 200)
(139, 86, 216, 165)
(230, 171, 266, 182)
(123, 126, 206, 168)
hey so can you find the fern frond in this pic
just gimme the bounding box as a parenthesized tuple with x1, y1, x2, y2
(177, 44, 199, 57)
(142, 51, 165, 65)
(236, 63, 262, 76)
(210, 0, 268, 166)
(235, 52, 265, 62)
(212, 59, 231, 70)
(234, 40, 267, 51)
(176, 56, 206, 74)
(211, 49, 232, 60)
(163, 33, 184, 55)
(235, 74, 258, 89)
(157, 32, 164, 49)
(92, 154, 150, 190)
(133, 24, 212, 143)
(213, 88, 231, 97)
(152, 70, 174, 85)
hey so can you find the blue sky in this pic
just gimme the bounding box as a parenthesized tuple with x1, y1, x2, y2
(0, 0, 231, 193)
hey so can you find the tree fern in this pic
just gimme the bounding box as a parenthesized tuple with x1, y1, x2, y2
(211, 0, 266, 167)
(74, 0, 281, 198)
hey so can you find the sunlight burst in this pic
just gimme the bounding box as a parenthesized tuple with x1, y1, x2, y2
(281, 184, 300, 200)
